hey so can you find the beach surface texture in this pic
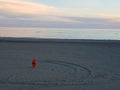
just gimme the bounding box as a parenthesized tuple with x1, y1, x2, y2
(0, 38, 120, 90)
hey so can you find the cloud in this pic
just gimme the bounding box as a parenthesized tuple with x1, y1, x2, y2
(95, 14, 120, 24)
(0, 0, 59, 15)
(0, 0, 120, 28)
(0, 16, 120, 28)
(0, 0, 79, 23)
(0, 15, 7, 19)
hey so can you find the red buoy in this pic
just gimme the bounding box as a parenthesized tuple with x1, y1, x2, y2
(32, 58, 37, 68)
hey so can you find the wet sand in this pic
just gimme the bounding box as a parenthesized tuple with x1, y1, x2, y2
(0, 38, 120, 90)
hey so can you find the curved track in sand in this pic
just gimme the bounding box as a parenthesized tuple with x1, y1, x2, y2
(39, 60, 91, 75)
(0, 60, 91, 86)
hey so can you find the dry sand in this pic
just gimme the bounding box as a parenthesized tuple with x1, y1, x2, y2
(0, 38, 120, 90)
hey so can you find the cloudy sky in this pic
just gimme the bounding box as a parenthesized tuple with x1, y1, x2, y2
(0, 0, 120, 28)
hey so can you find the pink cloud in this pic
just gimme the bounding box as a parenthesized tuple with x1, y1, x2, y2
(0, 0, 119, 28)
(0, 0, 59, 15)
(0, 0, 79, 23)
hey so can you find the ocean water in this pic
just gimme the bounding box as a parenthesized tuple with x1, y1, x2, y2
(0, 27, 120, 40)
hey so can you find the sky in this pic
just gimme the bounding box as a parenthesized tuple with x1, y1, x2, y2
(0, 0, 120, 28)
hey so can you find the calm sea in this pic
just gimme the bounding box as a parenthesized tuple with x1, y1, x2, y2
(0, 28, 120, 40)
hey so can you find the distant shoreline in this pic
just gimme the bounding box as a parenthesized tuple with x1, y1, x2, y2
(0, 37, 120, 44)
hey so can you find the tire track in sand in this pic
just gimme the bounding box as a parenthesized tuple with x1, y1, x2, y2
(39, 59, 91, 75)
(0, 60, 91, 86)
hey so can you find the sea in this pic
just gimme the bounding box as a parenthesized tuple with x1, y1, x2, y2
(0, 27, 120, 40)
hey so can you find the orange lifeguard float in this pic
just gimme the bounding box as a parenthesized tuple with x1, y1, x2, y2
(32, 58, 37, 68)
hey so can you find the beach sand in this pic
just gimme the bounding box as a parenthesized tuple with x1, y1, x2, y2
(0, 39, 120, 90)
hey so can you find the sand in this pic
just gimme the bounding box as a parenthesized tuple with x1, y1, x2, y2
(0, 38, 120, 90)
